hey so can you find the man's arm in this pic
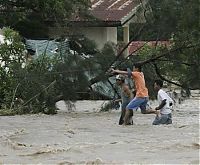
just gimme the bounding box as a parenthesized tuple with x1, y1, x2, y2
(111, 69, 128, 75)
(155, 99, 166, 110)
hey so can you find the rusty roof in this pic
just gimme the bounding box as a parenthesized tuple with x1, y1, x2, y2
(90, 0, 141, 22)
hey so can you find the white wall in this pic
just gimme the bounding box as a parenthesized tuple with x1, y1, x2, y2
(76, 27, 117, 49)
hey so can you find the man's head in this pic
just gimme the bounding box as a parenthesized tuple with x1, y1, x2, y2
(133, 63, 142, 72)
(116, 75, 125, 85)
(154, 79, 163, 91)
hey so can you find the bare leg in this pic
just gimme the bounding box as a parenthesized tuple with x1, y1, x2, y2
(124, 109, 132, 125)
(128, 110, 133, 125)
(119, 108, 126, 125)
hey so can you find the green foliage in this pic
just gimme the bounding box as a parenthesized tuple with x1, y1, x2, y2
(0, 28, 117, 115)
(0, 28, 26, 108)
(137, 0, 181, 40)
(127, 0, 200, 91)
(155, 0, 200, 89)
(112, 0, 199, 95)
(0, 0, 91, 37)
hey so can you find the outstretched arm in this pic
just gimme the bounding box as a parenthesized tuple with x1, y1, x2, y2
(111, 69, 128, 75)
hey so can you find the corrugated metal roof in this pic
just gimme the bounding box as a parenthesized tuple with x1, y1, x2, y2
(25, 39, 69, 57)
(71, 0, 141, 24)
(90, 0, 140, 22)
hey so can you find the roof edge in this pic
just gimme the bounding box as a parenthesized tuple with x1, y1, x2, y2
(121, 3, 142, 26)
(67, 21, 122, 27)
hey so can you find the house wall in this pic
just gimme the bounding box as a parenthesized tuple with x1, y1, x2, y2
(49, 27, 117, 50)
(74, 27, 117, 49)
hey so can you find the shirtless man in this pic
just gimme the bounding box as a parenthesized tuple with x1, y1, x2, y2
(115, 75, 133, 125)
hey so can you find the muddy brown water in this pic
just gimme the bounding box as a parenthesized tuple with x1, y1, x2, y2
(0, 99, 199, 164)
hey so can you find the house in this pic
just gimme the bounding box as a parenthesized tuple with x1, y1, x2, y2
(49, 0, 149, 55)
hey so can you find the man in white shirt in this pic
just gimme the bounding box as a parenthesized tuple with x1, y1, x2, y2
(153, 80, 173, 125)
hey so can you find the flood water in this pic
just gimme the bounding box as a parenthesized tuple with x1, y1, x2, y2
(0, 98, 199, 164)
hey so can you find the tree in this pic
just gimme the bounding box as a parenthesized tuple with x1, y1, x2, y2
(0, 0, 91, 38)
(127, 0, 200, 91)
(151, 0, 200, 90)
(0, 27, 117, 114)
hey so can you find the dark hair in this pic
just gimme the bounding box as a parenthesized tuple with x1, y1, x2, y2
(134, 63, 142, 72)
(155, 80, 163, 87)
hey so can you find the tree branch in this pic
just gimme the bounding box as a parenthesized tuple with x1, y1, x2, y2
(156, 59, 195, 66)
(153, 63, 198, 90)
(137, 43, 200, 66)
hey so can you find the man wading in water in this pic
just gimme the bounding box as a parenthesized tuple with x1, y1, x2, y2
(115, 75, 133, 125)
(152, 80, 173, 125)
(112, 64, 154, 125)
